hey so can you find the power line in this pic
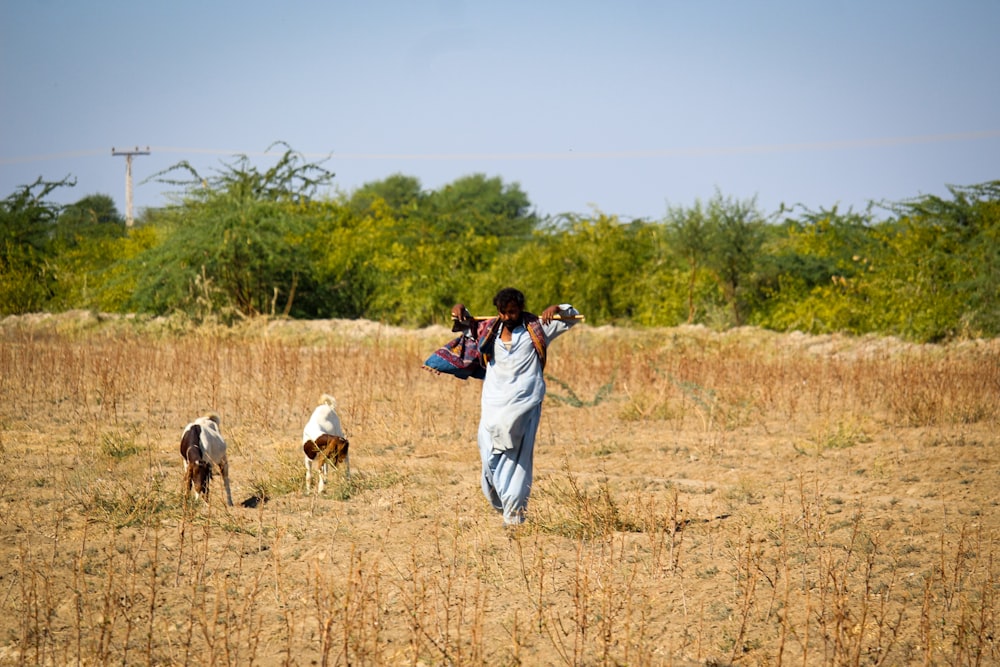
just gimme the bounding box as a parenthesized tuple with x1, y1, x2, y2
(2, 129, 997, 167)
(151, 129, 1000, 160)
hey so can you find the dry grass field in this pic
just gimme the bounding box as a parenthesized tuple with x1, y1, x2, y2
(1, 311, 998, 666)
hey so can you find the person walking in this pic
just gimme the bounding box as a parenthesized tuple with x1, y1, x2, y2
(429, 287, 582, 527)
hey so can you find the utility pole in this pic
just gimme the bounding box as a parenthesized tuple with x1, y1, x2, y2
(111, 146, 150, 227)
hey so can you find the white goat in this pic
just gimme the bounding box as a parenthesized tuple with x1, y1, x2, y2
(302, 394, 350, 494)
(180, 413, 234, 506)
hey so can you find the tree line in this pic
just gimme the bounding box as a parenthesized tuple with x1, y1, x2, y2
(2, 147, 997, 342)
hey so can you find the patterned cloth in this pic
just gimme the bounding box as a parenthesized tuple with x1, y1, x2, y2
(423, 313, 547, 380)
(423, 330, 487, 380)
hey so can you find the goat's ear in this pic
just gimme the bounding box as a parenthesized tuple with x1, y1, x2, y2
(303, 440, 319, 459)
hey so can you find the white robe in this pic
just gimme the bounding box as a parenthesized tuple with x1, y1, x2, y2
(477, 305, 579, 525)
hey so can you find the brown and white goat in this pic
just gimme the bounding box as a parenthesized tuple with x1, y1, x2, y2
(180, 413, 234, 506)
(303, 394, 350, 494)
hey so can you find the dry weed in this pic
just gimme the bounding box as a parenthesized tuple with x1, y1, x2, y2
(0, 313, 997, 665)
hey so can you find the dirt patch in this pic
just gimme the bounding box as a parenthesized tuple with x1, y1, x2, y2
(1, 313, 997, 665)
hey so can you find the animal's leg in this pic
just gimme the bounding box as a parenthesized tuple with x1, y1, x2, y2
(304, 457, 313, 494)
(317, 462, 327, 494)
(219, 457, 234, 506)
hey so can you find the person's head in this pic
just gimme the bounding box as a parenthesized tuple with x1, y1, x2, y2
(493, 287, 525, 329)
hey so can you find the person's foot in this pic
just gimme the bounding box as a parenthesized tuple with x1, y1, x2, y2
(503, 523, 523, 538)
(503, 516, 526, 537)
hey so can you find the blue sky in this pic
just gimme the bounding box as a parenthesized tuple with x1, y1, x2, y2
(2, 1, 998, 222)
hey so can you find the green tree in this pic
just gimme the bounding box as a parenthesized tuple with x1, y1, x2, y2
(483, 213, 659, 325)
(124, 146, 335, 319)
(751, 205, 878, 334)
(52, 194, 124, 247)
(425, 173, 537, 241)
(665, 200, 711, 324)
(0, 177, 74, 314)
(86, 223, 161, 312)
(299, 197, 393, 319)
(46, 194, 128, 310)
(347, 173, 424, 216)
(702, 193, 767, 327)
(328, 173, 538, 325)
(870, 181, 1000, 341)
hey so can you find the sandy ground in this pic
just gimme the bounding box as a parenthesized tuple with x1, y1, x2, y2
(1, 311, 998, 665)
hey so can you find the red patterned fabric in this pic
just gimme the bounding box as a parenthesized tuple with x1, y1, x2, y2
(423, 312, 547, 379)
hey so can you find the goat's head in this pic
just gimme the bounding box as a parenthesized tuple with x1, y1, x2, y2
(304, 435, 349, 467)
(181, 439, 212, 498)
(189, 460, 213, 496)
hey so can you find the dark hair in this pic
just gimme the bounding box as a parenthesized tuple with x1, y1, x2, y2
(493, 287, 525, 311)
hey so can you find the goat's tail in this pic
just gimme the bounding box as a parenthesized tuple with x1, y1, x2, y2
(320, 393, 337, 409)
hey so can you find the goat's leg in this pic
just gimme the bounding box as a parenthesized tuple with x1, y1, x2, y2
(219, 457, 234, 506)
(304, 457, 313, 494)
(317, 462, 327, 494)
